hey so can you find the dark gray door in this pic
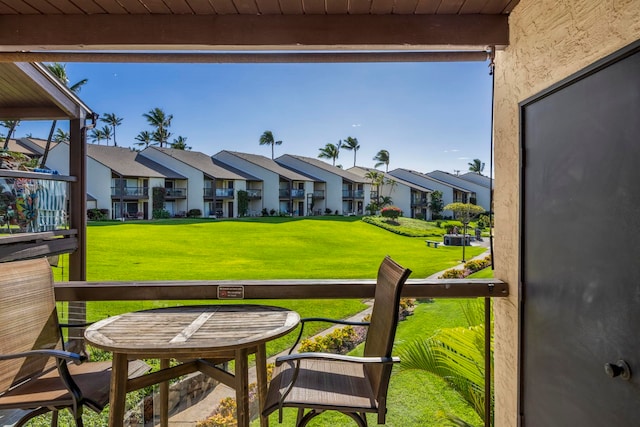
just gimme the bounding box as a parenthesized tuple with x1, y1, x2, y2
(521, 42, 640, 426)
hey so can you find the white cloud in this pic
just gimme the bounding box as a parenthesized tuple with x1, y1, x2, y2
(351, 123, 361, 127)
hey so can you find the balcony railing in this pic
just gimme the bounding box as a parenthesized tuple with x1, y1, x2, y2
(312, 190, 324, 199)
(164, 188, 187, 198)
(216, 188, 234, 198)
(412, 198, 428, 206)
(111, 186, 149, 198)
(291, 189, 305, 198)
(343, 190, 365, 199)
(279, 189, 290, 198)
(48, 278, 506, 427)
(246, 189, 261, 199)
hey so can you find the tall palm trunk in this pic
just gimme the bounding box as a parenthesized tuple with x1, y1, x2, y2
(40, 120, 56, 168)
(2, 122, 17, 150)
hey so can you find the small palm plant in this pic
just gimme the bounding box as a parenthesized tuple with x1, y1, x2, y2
(398, 299, 493, 426)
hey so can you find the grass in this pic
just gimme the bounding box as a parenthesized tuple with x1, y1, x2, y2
(46, 216, 488, 426)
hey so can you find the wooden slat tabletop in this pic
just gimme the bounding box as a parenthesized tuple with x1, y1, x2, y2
(85, 305, 300, 357)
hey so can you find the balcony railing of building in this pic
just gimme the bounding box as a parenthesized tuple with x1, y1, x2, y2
(312, 190, 324, 199)
(291, 189, 305, 198)
(52, 278, 506, 427)
(0, 171, 76, 262)
(216, 188, 235, 198)
(343, 190, 364, 199)
(279, 189, 290, 198)
(412, 197, 428, 206)
(246, 189, 261, 199)
(164, 188, 187, 199)
(111, 186, 149, 198)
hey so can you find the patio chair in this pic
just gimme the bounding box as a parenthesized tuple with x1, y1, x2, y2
(263, 256, 412, 427)
(0, 258, 149, 427)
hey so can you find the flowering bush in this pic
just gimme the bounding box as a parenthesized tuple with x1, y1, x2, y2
(380, 206, 402, 220)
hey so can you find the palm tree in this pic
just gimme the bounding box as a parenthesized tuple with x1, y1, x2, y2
(143, 108, 173, 148)
(468, 159, 485, 174)
(399, 299, 493, 426)
(101, 113, 123, 147)
(101, 126, 113, 146)
(41, 63, 88, 167)
(134, 131, 154, 149)
(259, 130, 282, 159)
(89, 128, 106, 145)
(171, 136, 191, 150)
(53, 128, 69, 143)
(1, 120, 20, 150)
(317, 143, 341, 166)
(373, 149, 390, 172)
(341, 137, 360, 167)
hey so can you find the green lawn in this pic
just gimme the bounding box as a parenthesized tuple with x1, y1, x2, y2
(47, 217, 487, 426)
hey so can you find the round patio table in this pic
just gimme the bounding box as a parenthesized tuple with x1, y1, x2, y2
(85, 304, 300, 427)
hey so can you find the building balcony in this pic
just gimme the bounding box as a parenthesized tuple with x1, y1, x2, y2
(216, 188, 235, 198)
(111, 186, 149, 199)
(246, 189, 261, 199)
(164, 188, 187, 199)
(279, 189, 290, 198)
(343, 190, 365, 199)
(312, 190, 324, 199)
(411, 198, 428, 207)
(291, 189, 305, 198)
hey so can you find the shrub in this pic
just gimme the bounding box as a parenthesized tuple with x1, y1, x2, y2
(269, 208, 276, 216)
(152, 209, 170, 219)
(415, 213, 424, 220)
(299, 326, 361, 354)
(325, 208, 332, 215)
(87, 208, 108, 220)
(187, 208, 202, 218)
(439, 269, 466, 279)
(380, 206, 402, 220)
(261, 208, 268, 216)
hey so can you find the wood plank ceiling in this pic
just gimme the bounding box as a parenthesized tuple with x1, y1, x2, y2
(0, 0, 518, 56)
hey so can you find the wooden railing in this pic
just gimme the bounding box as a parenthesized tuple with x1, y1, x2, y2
(54, 278, 506, 301)
(54, 278, 506, 427)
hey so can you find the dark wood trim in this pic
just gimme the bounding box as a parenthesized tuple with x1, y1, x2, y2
(54, 279, 508, 301)
(0, 170, 77, 182)
(0, 14, 509, 51)
(0, 236, 77, 262)
(0, 229, 77, 244)
(0, 51, 490, 63)
(69, 118, 87, 281)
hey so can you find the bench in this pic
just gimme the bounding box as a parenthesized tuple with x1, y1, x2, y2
(425, 240, 440, 248)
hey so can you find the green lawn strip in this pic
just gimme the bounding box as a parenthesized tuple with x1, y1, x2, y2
(80, 217, 485, 281)
(467, 266, 494, 278)
(48, 218, 485, 426)
(255, 299, 483, 426)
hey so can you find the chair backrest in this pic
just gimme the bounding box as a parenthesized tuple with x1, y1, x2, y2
(0, 258, 62, 393)
(363, 256, 412, 404)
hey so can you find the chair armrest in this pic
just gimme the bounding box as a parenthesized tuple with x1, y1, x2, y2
(0, 349, 86, 364)
(289, 317, 370, 354)
(275, 352, 399, 366)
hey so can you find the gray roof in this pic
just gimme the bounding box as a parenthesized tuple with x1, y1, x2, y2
(459, 171, 493, 188)
(87, 144, 185, 179)
(152, 147, 258, 180)
(221, 151, 315, 181)
(427, 170, 478, 192)
(390, 168, 473, 192)
(279, 154, 364, 183)
(349, 166, 433, 192)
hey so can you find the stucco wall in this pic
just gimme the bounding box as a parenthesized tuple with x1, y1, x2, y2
(493, 1, 640, 426)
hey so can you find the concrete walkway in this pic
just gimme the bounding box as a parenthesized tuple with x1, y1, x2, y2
(166, 241, 491, 426)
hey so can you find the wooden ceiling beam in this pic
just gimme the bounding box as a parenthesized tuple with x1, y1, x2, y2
(0, 14, 509, 50)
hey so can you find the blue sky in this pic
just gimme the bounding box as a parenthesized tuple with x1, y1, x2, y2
(19, 61, 493, 174)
